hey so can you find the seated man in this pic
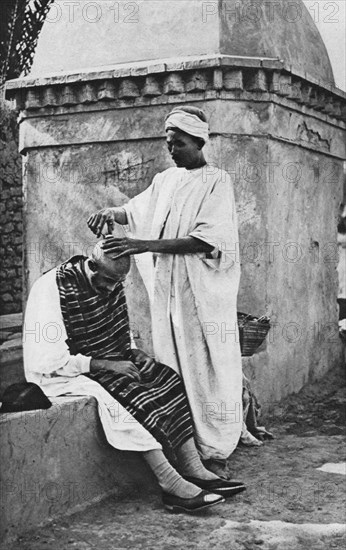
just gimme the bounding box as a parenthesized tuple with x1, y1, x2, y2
(23, 242, 245, 513)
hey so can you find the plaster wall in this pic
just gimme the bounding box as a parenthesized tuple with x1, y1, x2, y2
(20, 96, 345, 405)
(30, 0, 334, 88)
(233, 137, 343, 401)
(219, 0, 334, 85)
(30, 0, 219, 75)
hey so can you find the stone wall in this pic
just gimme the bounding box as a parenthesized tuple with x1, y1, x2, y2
(0, 101, 23, 314)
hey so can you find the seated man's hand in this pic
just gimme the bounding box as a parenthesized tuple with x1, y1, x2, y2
(90, 359, 141, 381)
(131, 348, 155, 369)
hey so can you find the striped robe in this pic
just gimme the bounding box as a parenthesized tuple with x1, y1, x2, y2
(56, 256, 193, 457)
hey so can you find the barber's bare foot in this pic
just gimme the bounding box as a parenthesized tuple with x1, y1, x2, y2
(203, 459, 231, 479)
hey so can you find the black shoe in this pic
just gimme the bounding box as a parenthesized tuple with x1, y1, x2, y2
(162, 490, 225, 513)
(184, 476, 246, 498)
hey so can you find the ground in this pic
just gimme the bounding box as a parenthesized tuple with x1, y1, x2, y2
(2, 366, 345, 550)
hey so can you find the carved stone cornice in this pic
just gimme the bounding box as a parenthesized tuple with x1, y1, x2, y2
(5, 56, 346, 124)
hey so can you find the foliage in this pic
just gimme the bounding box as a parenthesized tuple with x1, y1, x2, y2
(1, 0, 54, 83)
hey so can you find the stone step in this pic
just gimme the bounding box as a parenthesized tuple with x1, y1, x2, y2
(0, 395, 157, 543)
(0, 313, 24, 399)
(0, 339, 25, 399)
(0, 314, 23, 332)
(0, 314, 22, 345)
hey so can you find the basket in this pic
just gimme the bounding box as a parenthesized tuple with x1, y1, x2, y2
(237, 312, 271, 357)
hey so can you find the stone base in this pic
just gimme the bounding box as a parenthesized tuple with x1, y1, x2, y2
(0, 396, 157, 543)
(0, 338, 25, 399)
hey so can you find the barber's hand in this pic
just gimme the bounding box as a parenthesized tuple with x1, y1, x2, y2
(87, 208, 118, 238)
(90, 359, 141, 381)
(131, 349, 155, 369)
(101, 235, 148, 259)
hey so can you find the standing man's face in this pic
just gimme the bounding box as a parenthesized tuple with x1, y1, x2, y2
(166, 129, 203, 169)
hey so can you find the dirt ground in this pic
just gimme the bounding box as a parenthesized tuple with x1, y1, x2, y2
(2, 366, 345, 550)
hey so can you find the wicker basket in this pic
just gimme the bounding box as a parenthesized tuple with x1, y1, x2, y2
(237, 312, 271, 357)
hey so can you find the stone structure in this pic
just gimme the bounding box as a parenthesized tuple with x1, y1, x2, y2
(0, 395, 156, 541)
(0, 102, 23, 314)
(5, 0, 346, 407)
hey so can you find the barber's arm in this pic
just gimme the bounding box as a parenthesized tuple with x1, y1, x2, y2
(100, 235, 213, 258)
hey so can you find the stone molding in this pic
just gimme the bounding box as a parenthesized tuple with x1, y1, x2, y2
(5, 56, 346, 124)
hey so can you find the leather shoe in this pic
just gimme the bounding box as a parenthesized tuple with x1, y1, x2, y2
(162, 490, 225, 512)
(184, 476, 246, 498)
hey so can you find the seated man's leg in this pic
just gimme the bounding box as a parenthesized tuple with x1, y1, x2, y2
(143, 449, 227, 512)
(83, 365, 246, 504)
(143, 449, 200, 498)
(175, 438, 245, 497)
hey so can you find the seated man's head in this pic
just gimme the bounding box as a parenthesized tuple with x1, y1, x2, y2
(86, 242, 130, 296)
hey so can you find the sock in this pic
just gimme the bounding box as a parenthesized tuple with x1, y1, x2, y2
(142, 449, 201, 498)
(176, 438, 219, 480)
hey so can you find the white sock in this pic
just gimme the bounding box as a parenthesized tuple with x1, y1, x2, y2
(143, 449, 201, 498)
(176, 438, 219, 480)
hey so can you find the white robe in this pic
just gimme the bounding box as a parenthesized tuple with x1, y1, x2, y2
(123, 165, 242, 460)
(23, 268, 162, 453)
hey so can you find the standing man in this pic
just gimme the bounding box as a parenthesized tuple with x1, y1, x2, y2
(88, 106, 242, 474)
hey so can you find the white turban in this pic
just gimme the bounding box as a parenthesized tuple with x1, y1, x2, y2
(165, 110, 209, 143)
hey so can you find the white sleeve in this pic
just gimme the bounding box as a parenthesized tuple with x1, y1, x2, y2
(129, 330, 137, 349)
(122, 174, 161, 238)
(23, 269, 91, 381)
(188, 171, 239, 271)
